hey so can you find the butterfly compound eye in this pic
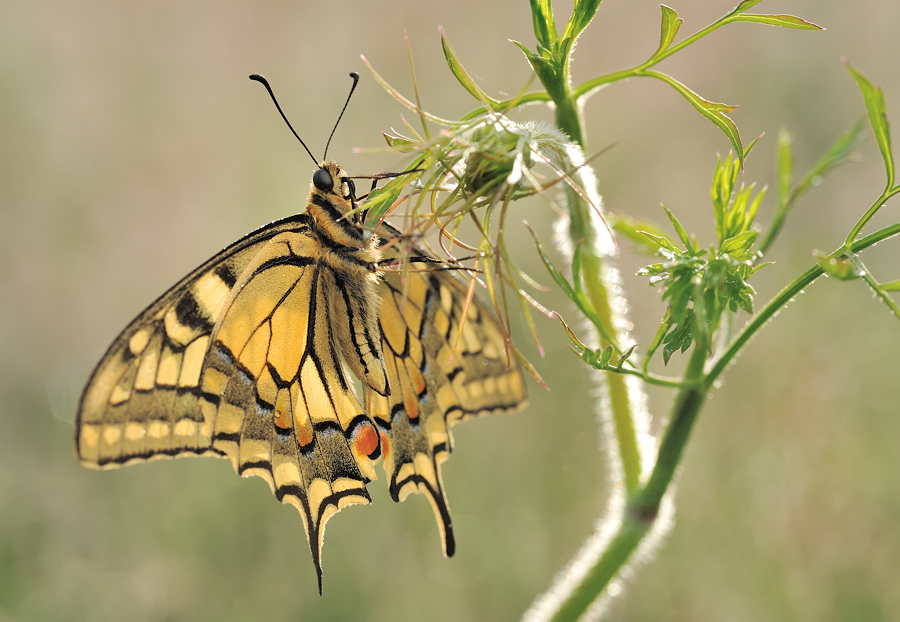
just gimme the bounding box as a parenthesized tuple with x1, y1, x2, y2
(313, 168, 333, 192)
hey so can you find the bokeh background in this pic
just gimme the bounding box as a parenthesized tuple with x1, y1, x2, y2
(2, 0, 899, 620)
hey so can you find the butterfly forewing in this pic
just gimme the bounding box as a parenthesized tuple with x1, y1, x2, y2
(77, 215, 312, 467)
(76, 160, 527, 592)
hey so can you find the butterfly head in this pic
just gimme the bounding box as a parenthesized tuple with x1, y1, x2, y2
(310, 161, 356, 208)
(307, 161, 369, 247)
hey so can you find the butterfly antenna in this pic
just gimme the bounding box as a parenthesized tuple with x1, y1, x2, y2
(323, 72, 359, 161)
(249, 74, 319, 167)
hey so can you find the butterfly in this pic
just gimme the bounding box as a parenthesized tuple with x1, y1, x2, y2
(75, 73, 527, 594)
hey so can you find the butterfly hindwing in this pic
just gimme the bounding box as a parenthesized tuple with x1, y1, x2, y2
(203, 244, 377, 590)
(366, 240, 528, 556)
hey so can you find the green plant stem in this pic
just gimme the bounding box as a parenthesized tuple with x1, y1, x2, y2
(544, 216, 900, 620)
(630, 344, 707, 514)
(594, 365, 690, 389)
(845, 185, 900, 244)
(549, 517, 650, 622)
(516, 34, 648, 615)
(539, 64, 643, 493)
(549, 71, 584, 146)
(859, 267, 900, 320)
(524, 5, 863, 617)
(571, 8, 750, 101)
(555, 97, 585, 148)
(587, 251, 642, 492)
(565, 182, 643, 493)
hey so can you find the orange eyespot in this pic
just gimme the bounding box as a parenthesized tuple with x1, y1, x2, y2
(352, 422, 379, 458)
(274, 406, 291, 431)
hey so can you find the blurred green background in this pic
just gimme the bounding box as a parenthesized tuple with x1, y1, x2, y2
(2, 0, 899, 620)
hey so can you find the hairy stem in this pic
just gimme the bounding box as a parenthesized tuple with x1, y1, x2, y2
(525, 66, 651, 621)
(549, 518, 650, 622)
(630, 344, 707, 514)
(565, 181, 643, 491)
(553, 76, 643, 492)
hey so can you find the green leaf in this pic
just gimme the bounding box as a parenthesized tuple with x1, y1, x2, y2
(750, 261, 774, 276)
(528, 0, 557, 47)
(733, 14, 824, 30)
(711, 152, 741, 241)
(640, 231, 682, 254)
(881, 279, 900, 292)
(528, 225, 578, 303)
(796, 117, 865, 195)
(745, 184, 766, 226)
(362, 173, 409, 223)
(662, 311, 694, 364)
(713, 260, 757, 316)
(720, 230, 758, 254)
(664, 273, 695, 326)
(729, 280, 755, 313)
(511, 39, 537, 64)
(554, 311, 590, 351)
(562, 0, 603, 41)
(647, 71, 743, 167)
(650, 5, 683, 61)
(441, 29, 501, 106)
(608, 213, 668, 254)
(662, 205, 695, 254)
(845, 60, 894, 188)
(743, 133, 763, 158)
(600, 345, 614, 367)
(382, 131, 418, 152)
(616, 344, 638, 368)
(725, 185, 753, 238)
(362, 56, 458, 125)
(643, 315, 670, 372)
(511, 40, 562, 99)
(761, 119, 864, 254)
